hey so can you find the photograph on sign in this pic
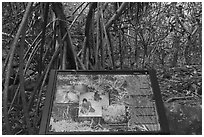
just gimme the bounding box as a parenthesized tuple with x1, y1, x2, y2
(78, 92, 109, 117)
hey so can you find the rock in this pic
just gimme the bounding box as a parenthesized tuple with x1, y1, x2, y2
(165, 102, 202, 134)
(74, 84, 88, 94)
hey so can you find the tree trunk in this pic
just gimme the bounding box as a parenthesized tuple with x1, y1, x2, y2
(171, 34, 180, 67)
(3, 2, 33, 134)
(83, 2, 97, 68)
(39, 3, 49, 74)
(100, 21, 104, 69)
(107, 31, 115, 70)
(184, 36, 191, 65)
(19, 20, 32, 134)
(95, 3, 101, 70)
(119, 31, 123, 69)
(134, 31, 138, 68)
(101, 9, 115, 70)
(52, 2, 76, 69)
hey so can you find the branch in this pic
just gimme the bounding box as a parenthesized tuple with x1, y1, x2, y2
(18, 17, 32, 134)
(76, 55, 86, 70)
(105, 2, 128, 30)
(28, 46, 60, 110)
(2, 32, 31, 47)
(165, 96, 194, 103)
(71, 2, 86, 15)
(69, 2, 89, 29)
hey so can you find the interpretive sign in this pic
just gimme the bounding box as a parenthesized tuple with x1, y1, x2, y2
(39, 70, 169, 134)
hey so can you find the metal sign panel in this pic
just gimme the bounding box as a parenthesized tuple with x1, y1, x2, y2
(39, 70, 169, 134)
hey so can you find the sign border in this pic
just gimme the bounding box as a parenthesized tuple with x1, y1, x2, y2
(39, 69, 169, 135)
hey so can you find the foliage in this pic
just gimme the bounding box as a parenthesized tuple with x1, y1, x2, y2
(2, 2, 202, 135)
(158, 65, 202, 134)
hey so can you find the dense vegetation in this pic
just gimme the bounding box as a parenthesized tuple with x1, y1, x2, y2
(2, 2, 202, 134)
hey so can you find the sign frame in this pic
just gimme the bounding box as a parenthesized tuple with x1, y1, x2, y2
(39, 69, 169, 135)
